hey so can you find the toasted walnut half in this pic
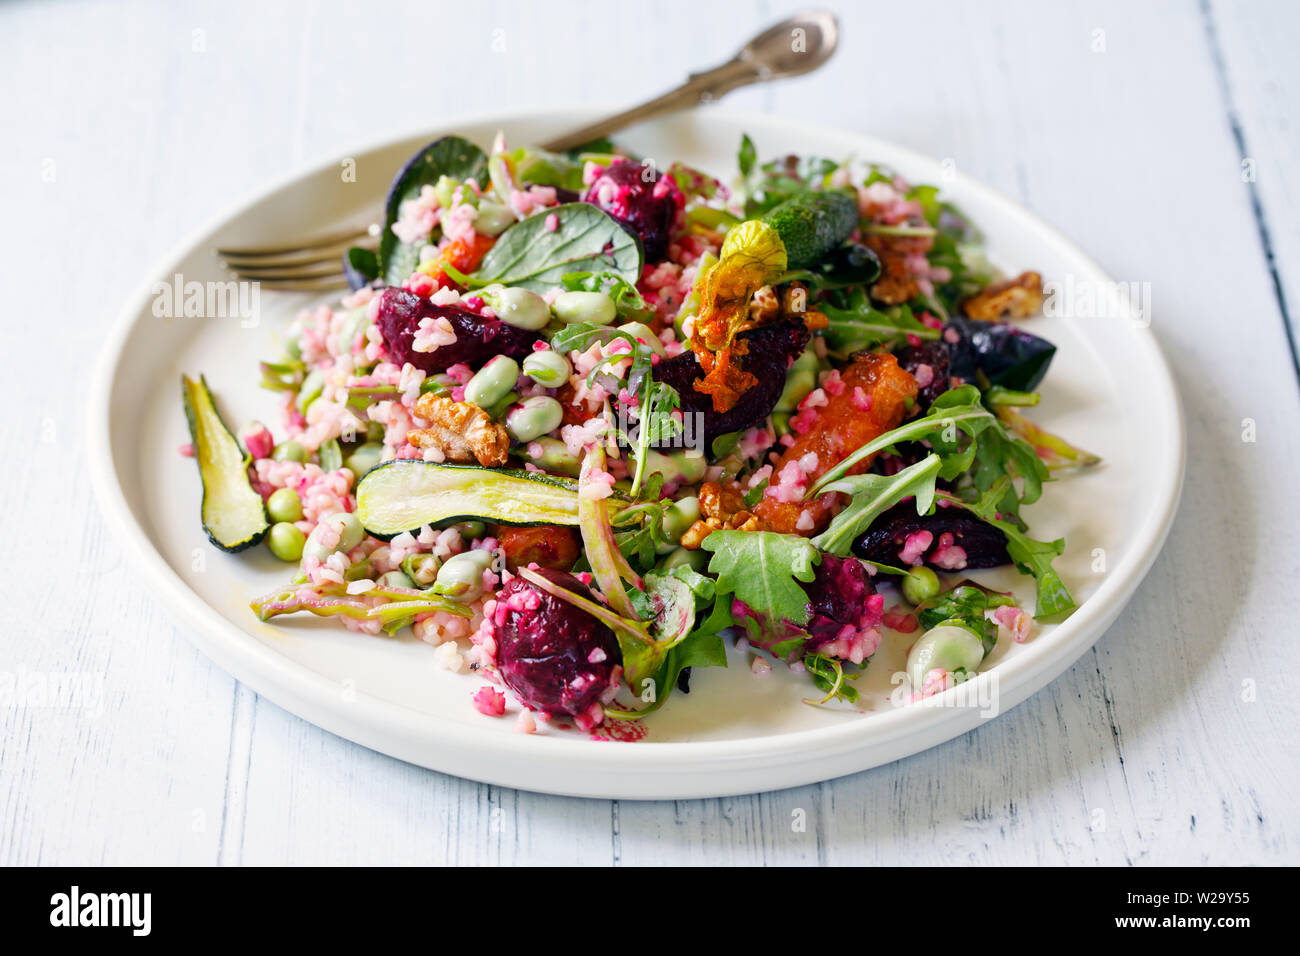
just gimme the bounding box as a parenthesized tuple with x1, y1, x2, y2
(961, 271, 1044, 320)
(679, 480, 764, 549)
(408, 394, 510, 467)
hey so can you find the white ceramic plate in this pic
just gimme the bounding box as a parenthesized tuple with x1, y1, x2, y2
(88, 107, 1183, 799)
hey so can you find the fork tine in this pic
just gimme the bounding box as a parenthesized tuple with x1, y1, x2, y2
(220, 240, 375, 271)
(215, 224, 376, 258)
(252, 277, 352, 293)
(227, 262, 348, 282)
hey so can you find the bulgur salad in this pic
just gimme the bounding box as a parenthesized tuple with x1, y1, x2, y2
(181, 132, 1099, 735)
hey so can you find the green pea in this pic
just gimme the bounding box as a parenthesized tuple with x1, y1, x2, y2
(272, 440, 307, 463)
(378, 569, 416, 589)
(552, 290, 616, 325)
(401, 553, 441, 586)
(267, 487, 303, 523)
(474, 201, 515, 237)
(522, 350, 572, 388)
(481, 286, 550, 330)
(451, 521, 486, 542)
(344, 441, 384, 478)
(302, 511, 365, 565)
(906, 621, 985, 689)
(521, 436, 580, 477)
(506, 396, 564, 443)
(902, 566, 941, 605)
(659, 496, 701, 550)
(267, 522, 305, 562)
(464, 355, 520, 408)
(433, 550, 495, 602)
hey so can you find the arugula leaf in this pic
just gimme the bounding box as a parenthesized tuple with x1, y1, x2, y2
(821, 291, 939, 355)
(936, 479, 1076, 618)
(617, 597, 732, 718)
(811, 454, 942, 556)
(738, 133, 757, 178)
(701, 531, 819, 636)
(471, 203, 643, 292)
(380, 136, 489, 287)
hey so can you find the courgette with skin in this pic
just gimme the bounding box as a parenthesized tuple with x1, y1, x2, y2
(357, 460, 608, 538)
(761, 190, 859, 270)
(181, 375, 269, 552)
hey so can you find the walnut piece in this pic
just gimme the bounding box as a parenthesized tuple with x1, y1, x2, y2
(961, 271, 1044, 320)
(407, 394, 510, 467)
(679, 480, 764, 549)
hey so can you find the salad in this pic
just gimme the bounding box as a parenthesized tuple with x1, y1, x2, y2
(181, 131, 1099, 735)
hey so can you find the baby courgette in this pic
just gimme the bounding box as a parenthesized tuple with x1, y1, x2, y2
(761, 190, 859, 271)
(181, 375, 269, 552)
(357, 461, 587, 538)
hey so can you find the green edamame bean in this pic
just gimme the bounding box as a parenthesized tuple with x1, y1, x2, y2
(522, 350, 572, 388)
(658, 496, 701, 553)
(378, 570, 416, 589)
(521, 436, 580, 477)
(902, 566, 941, 605)
(268, 522, 305, 562)
(272, 440, 307, 463)
(552, 290, 616, 325)
(481, 286, 550, 330)
(775, 347, 819, 413)
(660, 546, 708, 572)
(344, 441, 384, 478)
(266, 487, 303, 523)
(433, 549, 494, 602)
(465, 355, 521, 408)
(617, 322, 665, 357)
(506, 396, 564, 443)
(474, 201, 515, 237)
(401, 553, 441, 587)
(906, 622, 985, 689)
(301, 512, 365, 565)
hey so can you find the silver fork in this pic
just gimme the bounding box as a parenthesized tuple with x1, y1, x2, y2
(217, 9, 838, 292)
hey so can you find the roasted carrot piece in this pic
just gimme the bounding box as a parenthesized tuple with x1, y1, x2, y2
(419, 233, 497, 288)
(756, 352, 919, 535)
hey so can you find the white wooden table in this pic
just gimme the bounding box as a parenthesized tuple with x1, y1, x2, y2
(2, 0, 1297, 866)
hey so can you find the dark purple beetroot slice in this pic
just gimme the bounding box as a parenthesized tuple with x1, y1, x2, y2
(944, 316, 1056, 392)
(852, 502, 1010, 571)
(494, 568, 623, 719)
(374, 287, 541, 374)
(895, 339, 951, 412)
(653, 320, 810, 445)
(582, 159, 683, 262)
(803, 554, 879, 650)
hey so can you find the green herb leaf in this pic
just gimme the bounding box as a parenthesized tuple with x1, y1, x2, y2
(701, 531, 820, 635)
(379, 136, 489, 287)
(471, 203, 642, 292)
(811, 454, 942, 556)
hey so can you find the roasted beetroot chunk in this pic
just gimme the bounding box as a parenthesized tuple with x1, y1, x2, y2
(654, 320, 810, 445)
(852, 502, 1011, 571)
(944, 316, 1056, 392)
(374, 287, 541, 374)
(493, 568, 623, 722)
(582, 159, 683, 261)
(895, 340, 951, 412)
(803, 554, 884, 659)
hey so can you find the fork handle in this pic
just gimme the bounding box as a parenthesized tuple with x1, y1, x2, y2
(539, 56, 764, 154)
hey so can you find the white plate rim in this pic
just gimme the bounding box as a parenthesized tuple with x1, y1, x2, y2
(87, 105, 1185, 799)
